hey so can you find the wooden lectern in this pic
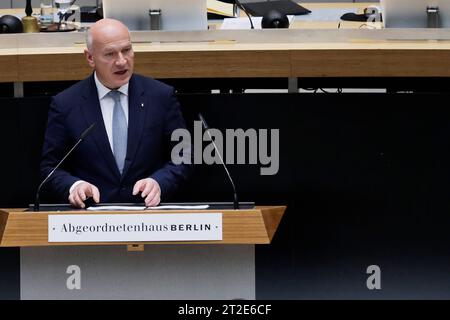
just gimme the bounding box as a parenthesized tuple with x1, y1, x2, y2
(0, 206, 285, 299)
(0, 206, 285, 248)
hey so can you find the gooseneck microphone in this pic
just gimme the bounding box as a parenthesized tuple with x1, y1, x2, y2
(198, 113, 239, 210)
(34, 123, 96, 212)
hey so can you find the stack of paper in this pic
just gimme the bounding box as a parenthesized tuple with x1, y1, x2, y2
(87, 205, 210, 211)
(208, 0, 235, 18)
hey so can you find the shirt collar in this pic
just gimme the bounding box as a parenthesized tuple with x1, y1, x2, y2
(94, 72, 129, 100)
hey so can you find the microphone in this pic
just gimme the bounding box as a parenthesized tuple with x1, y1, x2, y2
(34, 123, 96, 212)
(198, 113, 239, 210)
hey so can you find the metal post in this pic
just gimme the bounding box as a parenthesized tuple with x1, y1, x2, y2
(14, 82, 24, 98)
(288, 77, 298, 93)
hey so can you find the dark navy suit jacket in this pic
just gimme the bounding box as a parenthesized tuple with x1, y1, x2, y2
(40, 73, 192, 203)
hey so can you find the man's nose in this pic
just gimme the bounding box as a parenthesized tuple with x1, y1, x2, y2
(116, 53, 126, 65)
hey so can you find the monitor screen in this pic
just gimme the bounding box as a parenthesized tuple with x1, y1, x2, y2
(102, 0, 207, 31)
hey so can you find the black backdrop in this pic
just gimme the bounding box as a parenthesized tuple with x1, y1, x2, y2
(1, 93, 450, 299)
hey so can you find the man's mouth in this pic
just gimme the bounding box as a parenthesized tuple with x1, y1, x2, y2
(114, 70, 128, 75)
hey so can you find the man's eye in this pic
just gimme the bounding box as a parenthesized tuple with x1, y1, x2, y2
(105, 52, 114, 57)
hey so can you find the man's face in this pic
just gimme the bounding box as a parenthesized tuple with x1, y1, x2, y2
(85, 26, 134, 89)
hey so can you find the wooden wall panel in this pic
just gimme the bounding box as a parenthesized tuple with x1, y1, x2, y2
(0, 55, 18, 82)
(17, 53, 91, 82)
(134, 50, 291, 79)
(291, 49, 450, 78)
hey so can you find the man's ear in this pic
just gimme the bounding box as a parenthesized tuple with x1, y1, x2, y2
(84, 49, 95, 68)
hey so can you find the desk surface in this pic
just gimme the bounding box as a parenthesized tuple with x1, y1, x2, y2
(1, 2, 450, 81)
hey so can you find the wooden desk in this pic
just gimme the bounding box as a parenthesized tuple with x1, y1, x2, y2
(1, 3, 450, 82)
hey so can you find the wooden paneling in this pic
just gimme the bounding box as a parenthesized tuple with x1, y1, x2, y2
(0, 206, 286, 247)
(4, 45, 450, 82)
(135, 50, 291, 78)
(18, 53, 91, 82)
(0, 55, 18, 82)
(290, 49, 450, 78)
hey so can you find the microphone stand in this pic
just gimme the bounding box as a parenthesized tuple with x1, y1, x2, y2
(34, 123, 96, 212)
(198, 113, 239, 210)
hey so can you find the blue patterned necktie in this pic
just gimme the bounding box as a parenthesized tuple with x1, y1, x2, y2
(109, 90, 127, 174)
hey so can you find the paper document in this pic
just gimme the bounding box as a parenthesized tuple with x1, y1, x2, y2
(208, 0, 235, 17)
(221, 15, 294, 30)
(145, 205, 210, 210)
(87, 205, 210, 211)
(87, 206, 146, 211)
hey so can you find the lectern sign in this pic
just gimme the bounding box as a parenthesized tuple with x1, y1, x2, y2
(48, 213, 223, 242)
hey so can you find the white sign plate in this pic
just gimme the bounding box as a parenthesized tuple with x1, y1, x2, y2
(48, 213, 223, 243)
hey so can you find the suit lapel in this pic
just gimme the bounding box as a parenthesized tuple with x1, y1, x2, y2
(81, 74, 121, 179)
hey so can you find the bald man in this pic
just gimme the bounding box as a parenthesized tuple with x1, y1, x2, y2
(40, 19, 192, 208)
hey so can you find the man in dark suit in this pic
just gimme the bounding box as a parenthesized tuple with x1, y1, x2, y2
(40, 19, 192, 208)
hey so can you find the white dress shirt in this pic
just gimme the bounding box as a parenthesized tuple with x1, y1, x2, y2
(69, 73, 130, 194)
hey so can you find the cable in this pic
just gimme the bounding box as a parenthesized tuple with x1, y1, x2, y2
(359, 23, 377, 29)
(235, 0, 254, 29)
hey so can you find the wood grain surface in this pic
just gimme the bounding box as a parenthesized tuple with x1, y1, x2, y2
(0, 206, 286, 247)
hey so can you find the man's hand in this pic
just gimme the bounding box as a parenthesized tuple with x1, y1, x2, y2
(68, 182, 100, 209)
(133, 178, 161, 207)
